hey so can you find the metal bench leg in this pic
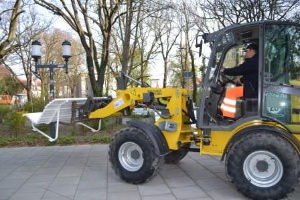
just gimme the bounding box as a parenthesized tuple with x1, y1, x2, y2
(30, 109, 61, 143)
(76, 119, 102, 132)
(30, 122, 58, 142)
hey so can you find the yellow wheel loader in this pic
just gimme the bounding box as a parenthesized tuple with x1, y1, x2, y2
(84, 20, 300, 199)
(28, 20, 300, 199)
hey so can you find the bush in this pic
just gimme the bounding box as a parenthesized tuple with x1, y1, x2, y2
(23, 97, 47, 112)
(3, 110, 27, 136)
(0, 104, 11, 123)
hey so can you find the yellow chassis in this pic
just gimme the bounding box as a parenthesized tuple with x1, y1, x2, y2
(88, 87, 300, 156)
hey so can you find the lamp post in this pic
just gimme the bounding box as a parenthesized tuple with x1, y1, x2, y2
(31, 40, 71, 140)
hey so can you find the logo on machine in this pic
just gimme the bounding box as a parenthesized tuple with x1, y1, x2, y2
(114, 98, 124, 109)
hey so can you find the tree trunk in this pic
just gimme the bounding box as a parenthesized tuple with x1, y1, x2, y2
(163, 59, 168, 88)
(86, 53, 97, 96)
(118, 0, 134, 90)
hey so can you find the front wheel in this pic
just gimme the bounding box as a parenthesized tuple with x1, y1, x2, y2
(226, 131, 300, 200)
(109, 127, 164, 184)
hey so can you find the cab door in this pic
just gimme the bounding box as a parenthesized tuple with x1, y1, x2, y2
(263, 23, 300, 132)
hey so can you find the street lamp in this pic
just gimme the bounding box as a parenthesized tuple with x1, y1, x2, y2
(31, 40, 71, 99)
(62, 40, 72, 69)
(31, 39, 71, 140)
(32, 40, 71, 73)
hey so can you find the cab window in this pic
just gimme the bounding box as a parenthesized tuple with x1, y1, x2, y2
(264, 24, 300, 85)
(263, 24, 300, 129)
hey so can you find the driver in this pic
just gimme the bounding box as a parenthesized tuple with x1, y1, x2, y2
(220, 43, 259, 119)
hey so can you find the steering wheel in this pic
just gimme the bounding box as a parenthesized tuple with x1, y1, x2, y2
(218, 72, 236, 86)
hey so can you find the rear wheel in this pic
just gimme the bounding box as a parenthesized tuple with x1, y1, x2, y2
(109, 127, 164, 183)
(164, 143, 190, 164)
(226, 130, 300, 200)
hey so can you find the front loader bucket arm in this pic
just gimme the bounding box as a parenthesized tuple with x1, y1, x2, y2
(89, 91, 133, 119)
(88, 87, 189, 119)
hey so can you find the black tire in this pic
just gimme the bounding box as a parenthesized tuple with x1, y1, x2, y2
(226, 130, 300, 200)
(164, 143, 190, 164)
(109, 127, 164, 184)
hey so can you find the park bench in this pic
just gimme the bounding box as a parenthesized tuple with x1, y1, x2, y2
(23, 97, 108, 142)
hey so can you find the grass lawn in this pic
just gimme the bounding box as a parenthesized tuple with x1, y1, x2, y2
(0, 118, 118, 147)
(0, 115, 155, 147)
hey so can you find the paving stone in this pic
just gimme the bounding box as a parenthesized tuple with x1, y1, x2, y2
(164, 176, 195, 188)
(51, 176, 81, 186)
(142, 194, 176, 200)
(35, 167, 62, 175)
(177, 161, 205, 171)
(0, 144, 299, 200)
(16, 165, 41, 172)
(5, 171, 34, 180)
(19, 181, 51, 189)
(170, 185, 208, 199)
(16, 182, 49, 194)
(77, 178, 107, 190)
(42, 197, 72, 200)
(107, 191, 141, 200)
(26, 173, 57, 183)
(0, 188, 16, 200)
(206, 164, 226, 173)
(214, 172, 229, 182)
(197, 158, 223, 167)
(57, 166, 84, 177)
(10, 192, 45, 200)
(196, 177, 232, 191)
(75, 188, 107, 200)
(81, 170, 107, 180)
(84, 164, 108, 171)
(185, 168, 216, 181)
(205, 188, 248, 200)
(0, 178, 27, 189)
(138, 183, 171, 196)
(107, 181, 138, 193)
(160, 167, 186, 178)
(44, 184, 77, 198)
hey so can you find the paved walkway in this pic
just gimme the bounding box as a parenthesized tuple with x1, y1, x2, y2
(0, 144, 299, 200)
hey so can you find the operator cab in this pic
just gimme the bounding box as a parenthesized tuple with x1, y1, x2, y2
(196, 21, 300, 133)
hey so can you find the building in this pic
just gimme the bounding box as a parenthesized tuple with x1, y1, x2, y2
(0, 63, 11, 78)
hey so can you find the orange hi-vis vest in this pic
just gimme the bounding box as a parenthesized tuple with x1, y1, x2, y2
(220, 86, 243, 118)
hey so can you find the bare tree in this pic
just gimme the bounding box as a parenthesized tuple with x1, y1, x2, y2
(196, 0, 300, 28)
(1, 0, 51, 101)
(34, 0, 123, 96)
(15, 7, 50, 101)
(116, 0, 135, 90)
(152, 1, 181, 88)
(128, 1, 161, 87)
(112, 0, 174, 89)
(135, 19, 160, 85)
(0, 0, 24, 60)
(178, 1, 199, 100)
(103, 0, 161, 90)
